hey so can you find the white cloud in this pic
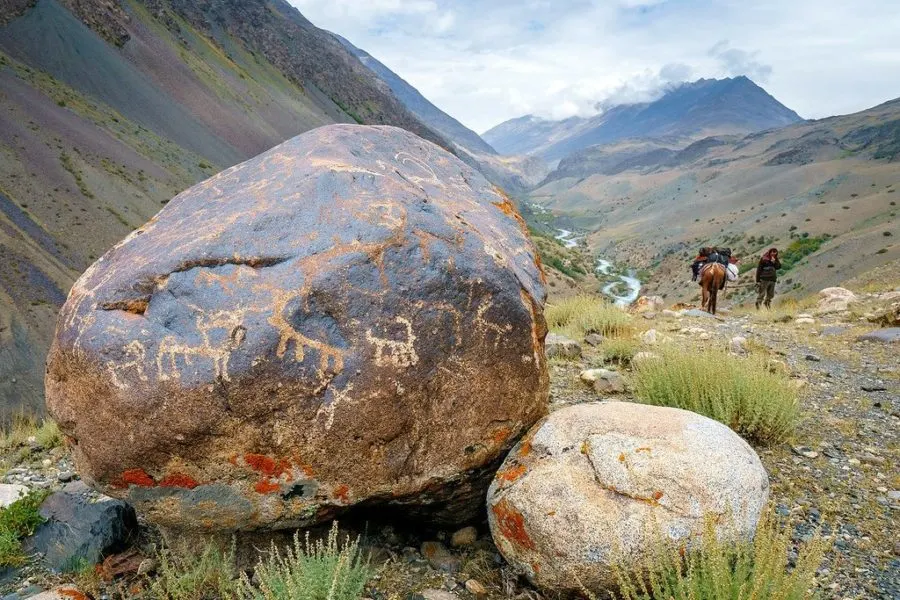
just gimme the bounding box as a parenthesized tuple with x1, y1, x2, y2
(290, 0, 900, 132)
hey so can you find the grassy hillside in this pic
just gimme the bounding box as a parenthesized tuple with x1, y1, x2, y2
(0, 0, 453, 420)
(529, 99, 900, 306)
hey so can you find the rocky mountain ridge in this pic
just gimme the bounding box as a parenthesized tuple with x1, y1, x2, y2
(483, 77, 803, 163)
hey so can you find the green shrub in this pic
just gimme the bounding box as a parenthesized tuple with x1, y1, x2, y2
(779, 236, 829, 273)
(545, 296, 632, 340)
(545, 255, 587, 278)
(612, 511, 828, 600)
(632, 348, 798, 444)
(149, 542, 239, 600)
(240, 522, 370, 600)
(1, 416, 61, 451)
(600, 338, 640, 365)
(0, 490, 50, 566)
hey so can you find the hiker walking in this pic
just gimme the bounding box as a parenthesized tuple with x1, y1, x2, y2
(755, 247, 781, 309)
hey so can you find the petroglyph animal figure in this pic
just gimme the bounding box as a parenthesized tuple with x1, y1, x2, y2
(156, 309, 248, 382)
(268, 290, 345, 376)
(107, 340, 148, 388)
(365, 316, 418, 367)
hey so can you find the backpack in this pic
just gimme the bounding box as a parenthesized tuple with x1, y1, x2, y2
(716, 248, 732, 265)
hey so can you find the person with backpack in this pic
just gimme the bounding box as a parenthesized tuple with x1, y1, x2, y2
(755, 248, 781, 309)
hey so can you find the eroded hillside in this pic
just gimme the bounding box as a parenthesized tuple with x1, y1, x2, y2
(0, 0, 457, 418)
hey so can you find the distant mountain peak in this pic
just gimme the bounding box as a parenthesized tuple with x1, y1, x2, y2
(483, 76, 802, 159)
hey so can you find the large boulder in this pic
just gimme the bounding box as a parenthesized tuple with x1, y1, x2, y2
(814, 287, 858, 314)
(487, 402, 769, 594)
(46, 125, 549, 532)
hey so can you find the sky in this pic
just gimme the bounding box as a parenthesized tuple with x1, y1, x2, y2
(290, 0, 900, 134)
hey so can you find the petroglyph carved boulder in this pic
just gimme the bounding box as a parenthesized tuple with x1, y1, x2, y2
(46, 125, 549, 532)
(487, 402, 769, 593)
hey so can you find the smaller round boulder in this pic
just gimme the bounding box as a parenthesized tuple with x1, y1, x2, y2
(630, 295, 664, 314)
(815, 287, 858, 314)
(487, 402, 769, 594)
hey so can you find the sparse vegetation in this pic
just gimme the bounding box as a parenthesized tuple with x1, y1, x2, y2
(149, 542, 239, 600)
(611, 510, 828, 600)
(632, 347, 798, 444)
(0, 490, 50, 567)
(240, 522, 371, 600)
(600, 337, 640, 365)
(59, 151, 95, 199)
(146, 522, 371, 600)
(545, 296, 632, 339)
(545, 255, 587, 278)
(778, 235, 829, 273)
(1, 416, 61, 451)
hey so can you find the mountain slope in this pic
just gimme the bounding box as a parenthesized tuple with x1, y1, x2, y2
(528, 98, 900, 304)
(334, 34, 496, 156)
(484, 77, 803, 162)
(0, 0, 455, 419)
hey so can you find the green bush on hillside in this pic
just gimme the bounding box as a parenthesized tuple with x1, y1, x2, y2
(632, 348, 798, 444)
(778, 236, 829, 273)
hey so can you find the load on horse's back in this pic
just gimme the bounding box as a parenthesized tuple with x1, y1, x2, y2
(690, 245, 740, 314)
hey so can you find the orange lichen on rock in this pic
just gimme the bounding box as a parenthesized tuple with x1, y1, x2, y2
(254, 479, 281, 494)
(518, 439, 532, 457)
(158, 473, 200, 489)
(492, 499, 536, 550)
(58, 588, 90, 600)
(492, 197, 517, 216)
(491, 187, 530, 237)
(120, 468, 155, 488)
(244, 453, 292, 479)
(496, 463, 527, 483)
(653, 490, 664, 501)
(334, 484, 350, 503)
(490, 427, 512, 445)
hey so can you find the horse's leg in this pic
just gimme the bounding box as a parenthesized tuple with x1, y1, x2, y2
(701, 282, 709, 312)
(710, 285, 717, 315)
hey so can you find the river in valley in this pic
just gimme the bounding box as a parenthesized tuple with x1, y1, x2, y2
(595, 258, 642, 305)
(554, 228, 581, 248)
(549, 225, 642, 305)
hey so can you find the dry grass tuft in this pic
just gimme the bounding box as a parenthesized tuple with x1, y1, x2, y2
(611, 510, 829, 600)
(0, 416, 61, 451)
(546, 295, 633, 340)
(632, 347, 798, 444)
